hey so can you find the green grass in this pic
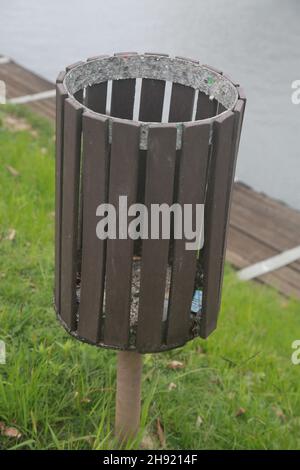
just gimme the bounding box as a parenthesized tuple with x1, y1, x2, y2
(0, 104, 300, 450)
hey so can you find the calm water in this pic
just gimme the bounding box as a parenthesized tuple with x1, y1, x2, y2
(1, 0, 299, 209)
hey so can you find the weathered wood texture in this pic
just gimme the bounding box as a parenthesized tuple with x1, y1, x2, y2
(227, 183, 300, 299)
(54, 82, 67, 313)
(104, 121, 140, 348)
(60, 98, 83, 330)
(166, 122, 210, 346)
(0, 59, 55, 119)
(77, 112, 109, 342)
(136, 125, 177, 352)
(0, 55, 300, 328)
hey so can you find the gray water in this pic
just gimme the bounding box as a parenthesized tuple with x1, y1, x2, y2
(1, 0, 299, 209)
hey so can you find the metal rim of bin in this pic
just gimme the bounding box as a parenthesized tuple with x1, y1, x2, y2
(55, 52, 246, 354)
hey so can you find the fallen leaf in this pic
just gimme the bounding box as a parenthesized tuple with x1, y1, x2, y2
(167, 360, 184, 370)
(156, 418, 166, 448)
(6, 165, 19, 177)
(168, 382, 177, 391)
(274, 407, 286, 421)
(2, 426, 22, 439)
(6, 229, 16, 241)
(80, 397, 91, 404)
(235, 407, 246, 417)
(196, 416, 203, 428)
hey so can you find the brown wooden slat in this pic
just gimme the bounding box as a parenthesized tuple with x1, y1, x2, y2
(56, 70, 66, 84)
(233, 185, 300, 238)
(111, 79, 136, 119)
(86, 82, 107, 114)
(215, 101, 246, 312)
(54, 82, 68, 313)
(136, 125, 177, 352)
(139, 79, 165, 122)
(77, 112, 109, 342)
(229, 184, 300, 282)
(227, 225, 300, 287)
(227, 226, 300, 298)
(166, 121, 210, 346)
(168, 84, 195, 122)
(230, 200, 300, 265)
(201, 111, 237, 338)
(0, 66, 54, 98)
(237, 86, 246, 101)
(60, 98, 83, 329)
(104, 121, 140, 347)
(135, 77, 166, 253)
(0, 61, 54, 94)
(196, 92, 218, 119)
(235, 182, 300, 223)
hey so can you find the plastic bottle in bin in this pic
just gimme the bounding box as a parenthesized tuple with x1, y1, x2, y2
(191, 290, 203, 315)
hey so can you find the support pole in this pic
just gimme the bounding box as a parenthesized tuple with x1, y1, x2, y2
(115, 350, 143, 443)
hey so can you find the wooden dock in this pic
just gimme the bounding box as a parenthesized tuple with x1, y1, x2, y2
(1, 56, 300, 299)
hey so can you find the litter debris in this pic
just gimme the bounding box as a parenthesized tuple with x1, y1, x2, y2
(191, 290, 202, 314)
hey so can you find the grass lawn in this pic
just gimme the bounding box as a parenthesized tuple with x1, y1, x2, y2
(0, 104, 300, 450)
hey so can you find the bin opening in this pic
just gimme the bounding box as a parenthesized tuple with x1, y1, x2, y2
(63, 53, 238, 150)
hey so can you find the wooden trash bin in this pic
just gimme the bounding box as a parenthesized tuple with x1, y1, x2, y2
(54, 52, 246, 441)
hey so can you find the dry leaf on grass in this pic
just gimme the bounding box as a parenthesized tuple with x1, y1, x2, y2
(235, 407, 246, 417)
(167, 360, 184, 370)
(156, 418, 166, 448)
(0, 422, 22, 439)
(4, 427, 22, 439)
(196, 416, 203, 428)
(273, 407, 286, 421)
(80, 397, 91, 404)
(6, 228, 16, 241)
(6, 165, 19, 177)
(168, 382, 177, 391)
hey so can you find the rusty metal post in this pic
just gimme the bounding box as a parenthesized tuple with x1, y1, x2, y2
(115, 350, 143, 443)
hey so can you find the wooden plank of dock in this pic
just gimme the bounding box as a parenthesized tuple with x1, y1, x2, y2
(1, 56, 300, 299)
(227, 183, 300, 298)
(0, 56, 55, 119)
